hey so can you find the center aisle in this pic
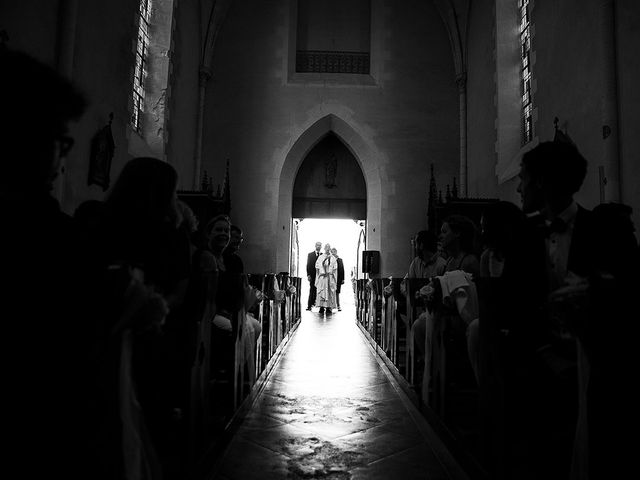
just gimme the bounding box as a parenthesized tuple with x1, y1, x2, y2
(209, 301, 470, 479)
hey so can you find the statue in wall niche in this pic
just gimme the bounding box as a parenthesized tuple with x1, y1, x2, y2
(324, 153, 337, 188)
(88, 113, 115, 191)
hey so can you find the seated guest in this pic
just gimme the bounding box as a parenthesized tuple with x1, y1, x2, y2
(475, 200, 548, 476)
(439, 215, 481, 278)
(400, 230, 447, 310)
(417, 215, 481, 397)
(405, 230, 448, 283)
(478, 199, 547, 342)
(223, 224, 262, 341)
(165, 200, 201, 438)
(98, 157, 190, 476)
(223, 224, 245, 273)
(206, 215, 243, 334)
(400, 230, 447, 360)
(176, 200, 200, 256)
(207, 217, 263, 391)
(480, 202, 524, 278)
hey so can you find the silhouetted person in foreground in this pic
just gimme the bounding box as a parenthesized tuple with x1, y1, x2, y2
(518, 140, 638, 479)
(0, 48, 102, 479)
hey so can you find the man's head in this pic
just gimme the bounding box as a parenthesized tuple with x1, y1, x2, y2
(415, 230, 437, 257)
(227, 225, 244, 253)
(518, 141, 587, 213)
(0, 49, 86, 195)
(106, 157, 178, 224)
(331, 248, 338, 257)
(439, 215, 477, 255)
(315, 242, 322, 252)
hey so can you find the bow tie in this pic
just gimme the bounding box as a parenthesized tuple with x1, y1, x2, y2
(544, 217, 568, 235)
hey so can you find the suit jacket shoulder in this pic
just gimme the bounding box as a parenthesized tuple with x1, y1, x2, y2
(568, 205, 597, 278)
(306, 251, 317, 277)
(336, 258, 345, 284)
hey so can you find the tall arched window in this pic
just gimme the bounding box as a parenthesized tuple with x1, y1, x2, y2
(132, 0, 151, 132)
(494, 0, 538, 183)
(129, 0, 176, 160)
(519, 0, 534, 144)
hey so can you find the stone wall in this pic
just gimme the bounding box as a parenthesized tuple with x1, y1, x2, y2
(201, 0, 459, 276)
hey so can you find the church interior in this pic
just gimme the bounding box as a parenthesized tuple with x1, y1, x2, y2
(1, 1, 639, 479)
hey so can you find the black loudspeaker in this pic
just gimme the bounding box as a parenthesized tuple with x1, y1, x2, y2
(361, 250, 380, 274)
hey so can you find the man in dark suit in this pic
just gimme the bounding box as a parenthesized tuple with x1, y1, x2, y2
(517, 140, 638, 480)
(331, 248, 345, 311)
(223, 225, 244, 274)
(306, 242, 322, 310)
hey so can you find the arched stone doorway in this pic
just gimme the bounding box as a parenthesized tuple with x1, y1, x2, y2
(275, 113, 383, 274)
(292, 134, 366, 219)
(290, 133, 367, 279)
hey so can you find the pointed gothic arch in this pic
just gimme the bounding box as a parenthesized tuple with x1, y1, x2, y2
(275, 113, 383, 272)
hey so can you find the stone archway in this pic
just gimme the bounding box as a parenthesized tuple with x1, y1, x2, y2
(275, 113, 383, 272)
(292, 133, 367, 219)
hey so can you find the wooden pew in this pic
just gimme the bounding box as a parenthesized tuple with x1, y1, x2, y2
(187, 266, 215, 460)
(404, 278, 431, 386)
(368, 278, 385, 344)
(293, 277, 301, 321)
(277, 272, 290, 337)
(424, 282, 479, 423)
(262, 274, 277, 362)
(361, 279, 370, 328)
(381, 277, 401, 362)
(247, 273, 265, 386)
(185, 271, 302, 478)
(231, 305, 247, 411)
(355, 279, 361, 324)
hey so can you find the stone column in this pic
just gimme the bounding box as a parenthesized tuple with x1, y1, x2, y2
(456, 72, 468, 197)
(53, 0, 78, 205)
(600, 0, 620, 202)
(56, 0, 78, 77)
(193, 65, 212, 189)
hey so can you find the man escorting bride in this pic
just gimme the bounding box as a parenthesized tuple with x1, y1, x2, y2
(315, 243, 338, 315)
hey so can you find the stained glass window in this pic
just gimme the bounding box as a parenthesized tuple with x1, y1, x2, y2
(132, 0, 152, 132)
(519, 0, 533, 144)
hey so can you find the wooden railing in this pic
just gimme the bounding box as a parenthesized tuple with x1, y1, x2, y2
(188, 273, 302, 476)
(295, 50, 370, 74)
(355, 277, 489, 479)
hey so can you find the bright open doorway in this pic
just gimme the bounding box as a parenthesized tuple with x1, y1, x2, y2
(293, 218, 365, 308)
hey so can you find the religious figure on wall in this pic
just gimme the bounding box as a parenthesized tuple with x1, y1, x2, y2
(325, 153, 337, 188)
(88, 113, 115, 191)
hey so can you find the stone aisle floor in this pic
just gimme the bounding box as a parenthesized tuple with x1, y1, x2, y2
(209, 301, 470, 480)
